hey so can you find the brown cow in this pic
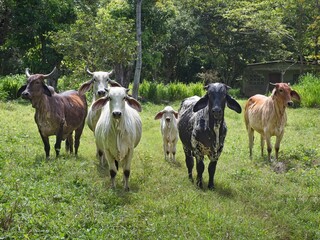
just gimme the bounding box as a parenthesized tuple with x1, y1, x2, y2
(244, 83, 300, 161)
(17, 67, 88, 159)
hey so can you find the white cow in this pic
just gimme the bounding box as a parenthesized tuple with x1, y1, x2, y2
(154, 106, 179, 162)
(79, 68, 114, 132)
(93, 86, 142, 191)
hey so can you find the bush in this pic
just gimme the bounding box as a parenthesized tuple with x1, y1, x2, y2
(0, 75, 26, 101)
(138, 81, 206, 103)
(294, 73, 320, 108)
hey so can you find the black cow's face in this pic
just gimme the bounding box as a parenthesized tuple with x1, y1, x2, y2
(17, 74, 52, 100)
(206, 83, 228, 121)
(193, 83, 242, 120)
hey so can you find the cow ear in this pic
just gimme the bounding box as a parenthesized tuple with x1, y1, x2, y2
(17, 85, 27, 97)
(43, 85, 52, 97)
(226, 95, 242, 113)
(79, 80, 93, 95)
(154, 111, 164, 120)
(92, 97, 109, 111)
(173, 111, 179, 119)
(193, 94, 208, 112)
(126, 96, 142, 112)
(108, 79, 122, 87)
(291, 90, 301, 102)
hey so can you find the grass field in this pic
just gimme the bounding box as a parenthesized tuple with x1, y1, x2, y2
(0, 99, 319, 239)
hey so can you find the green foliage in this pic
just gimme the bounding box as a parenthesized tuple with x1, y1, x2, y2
(138, 81, 242, 103)
(0, 75, 26, 100)
(293, 73, 320, 108)
(139, 81, 206, 103)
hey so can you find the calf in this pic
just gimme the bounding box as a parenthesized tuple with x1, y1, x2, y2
(178, 83, 241, 189)
(17, 67, 87, 159)
(244, 82, 300, 161)
(93, 86, 142, 191)
(154, 106, 179, 162)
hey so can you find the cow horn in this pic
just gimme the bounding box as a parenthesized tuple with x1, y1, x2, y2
(43, 67, 57, 79)
(269, 82, 277, 86)
(25, 68, 31, 78)
(86, 66, 94, 76)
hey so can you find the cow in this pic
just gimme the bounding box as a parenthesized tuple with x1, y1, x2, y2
(17, 67, 88, 159)
(178, 83, 242, 189)
(154, 106, 179, 162)
(79, 67, 115, 132)
(92, 86, 142, 191)
(244, 82, 301, 162)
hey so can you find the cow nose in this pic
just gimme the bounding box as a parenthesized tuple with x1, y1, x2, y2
(165, 117, 171, 122)
(112, 111, 122, 119)
(97, 90, 106, 97)
(21, 91, 30, 99)
(287, 101, 294, 107)
(212, 107, 222, 119)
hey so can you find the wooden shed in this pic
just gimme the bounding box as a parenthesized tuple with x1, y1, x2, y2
(241, 60, 320, 97)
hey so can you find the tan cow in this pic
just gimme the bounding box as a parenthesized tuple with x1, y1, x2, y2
(244, 83, 300, 161)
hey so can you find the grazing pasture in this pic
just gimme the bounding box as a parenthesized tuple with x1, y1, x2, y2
(0, 100, 319, 239)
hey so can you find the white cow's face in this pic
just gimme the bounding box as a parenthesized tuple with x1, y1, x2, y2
(154, 106, 178, 125)
(92, 71, 112, 99)
(162, 106, 177, 124)
(108, 87, 127, 119)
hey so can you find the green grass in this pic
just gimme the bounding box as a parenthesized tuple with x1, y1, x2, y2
(0, 99, 319, 239)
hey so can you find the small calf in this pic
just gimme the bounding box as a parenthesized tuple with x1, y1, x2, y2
(154, 106, 179, 162)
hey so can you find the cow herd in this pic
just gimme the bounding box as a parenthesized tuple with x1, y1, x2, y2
(17, 67, 300, 191)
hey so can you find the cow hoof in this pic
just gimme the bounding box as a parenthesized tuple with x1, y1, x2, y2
(196, 181, 203, 189)
(208, 184, 215, 190)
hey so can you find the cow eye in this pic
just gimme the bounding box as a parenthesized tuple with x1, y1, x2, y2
(279, 89, 283, 93)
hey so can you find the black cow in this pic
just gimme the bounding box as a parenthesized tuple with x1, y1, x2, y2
(178, 83, 242, 189)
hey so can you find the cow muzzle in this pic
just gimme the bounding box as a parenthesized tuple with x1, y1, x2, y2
(165, 117, 171, 123)
(112, 111, 122, 119)
(21, 91, 31, 100)
(97, 90, 106, 97)
(287, 101, 294, 107)
(212, 107, 223, 120)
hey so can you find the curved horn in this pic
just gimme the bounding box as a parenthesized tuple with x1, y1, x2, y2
(43, 67, 57, 79)
(25, 68, 31, 78)
(269, 82, 277, 86)
(86, 66, 94, 76)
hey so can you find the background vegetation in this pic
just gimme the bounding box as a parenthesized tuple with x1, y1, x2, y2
(0, 98, 319, 239)
(1, 0, 319, 87)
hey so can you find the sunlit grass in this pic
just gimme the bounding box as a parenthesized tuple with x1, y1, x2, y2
(0, 100, 319, 239)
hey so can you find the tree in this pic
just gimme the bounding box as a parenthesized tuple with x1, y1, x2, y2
(132, 0, 142, 99)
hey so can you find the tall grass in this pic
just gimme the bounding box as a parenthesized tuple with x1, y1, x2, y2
(0, 100, 319, 239)
(294, 73, 320, 107)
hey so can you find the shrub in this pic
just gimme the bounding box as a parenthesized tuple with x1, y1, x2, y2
(294, 73, 320, 108)
(0, 75, 26, 100)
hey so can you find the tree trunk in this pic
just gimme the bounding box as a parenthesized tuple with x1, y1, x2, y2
(132, 0, 142, 100)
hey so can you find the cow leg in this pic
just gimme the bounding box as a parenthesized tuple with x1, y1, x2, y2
(123, 150, 133, 191)
(260, 135, 265, 157)
(275, 132, 284, 161)
(265, 135, 272, 162)
(171, 139, 177, 162)
(248, 128, 254, 158)
(195, 156, 204, 189)
(183, 146, 194, 182)
(163, 140, 169, 161)
(74, 124, 85, 156)
(40, 134, 50, 159)
(208, 160, 218, 190)
(105, 150, 117, 189)
(65, 133, 73, 154)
